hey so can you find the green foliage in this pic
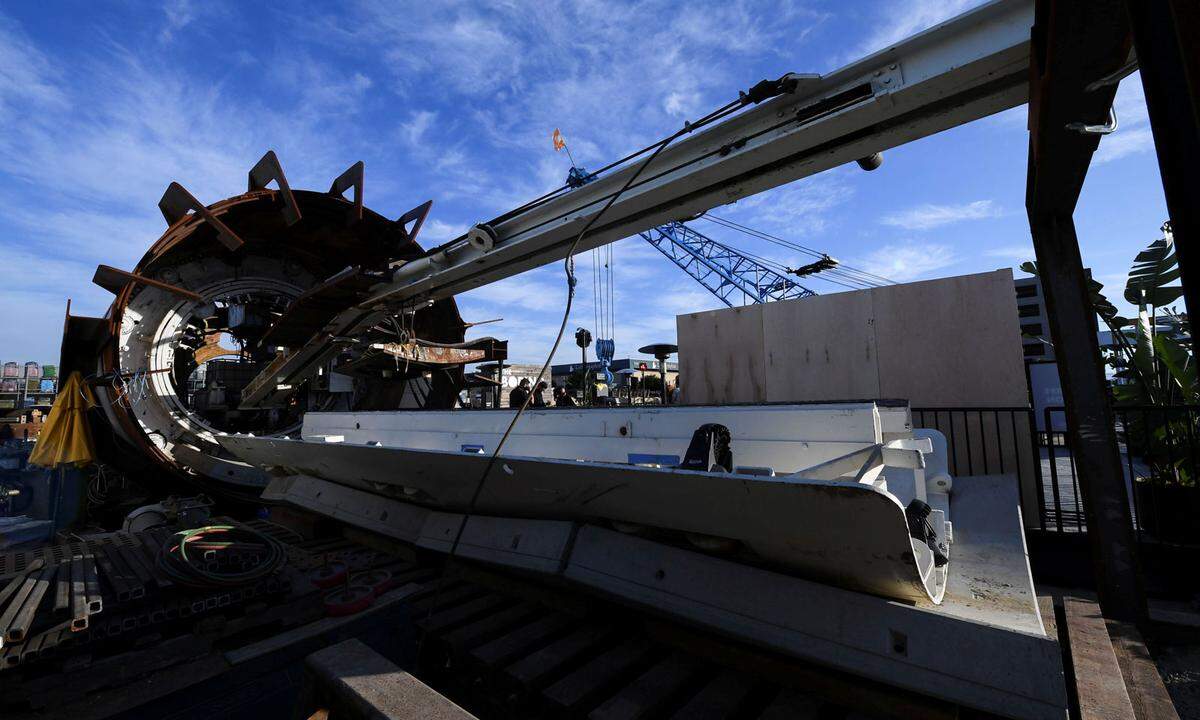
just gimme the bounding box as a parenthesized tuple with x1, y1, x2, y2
(1023, 223, 1195, 486)
(564, 368, 588, 392)
(1125, 235, 1184, 307)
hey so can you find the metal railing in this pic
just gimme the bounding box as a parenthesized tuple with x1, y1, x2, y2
(914, 404, 1200, 546)
(911, 407, 1042, 529)
(1045, 404, 1200, 544)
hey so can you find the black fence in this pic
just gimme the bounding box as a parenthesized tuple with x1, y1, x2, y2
(912, 405, 1200, 547)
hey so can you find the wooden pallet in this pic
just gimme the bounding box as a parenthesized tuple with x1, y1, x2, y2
(404, 566, 920, 720)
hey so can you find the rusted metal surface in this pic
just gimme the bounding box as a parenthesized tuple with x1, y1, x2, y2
(157, 182, 245, 251)
(58, 152, 474, 492)
(92, 265, 204, 302)
(247, 150, 301, 226)
(395, 200, 433, 245)
(369, 339, 505, 366)
(328, 160, 364, 223)
(192, 335, 240, 365)
(257, 266, 382, 350)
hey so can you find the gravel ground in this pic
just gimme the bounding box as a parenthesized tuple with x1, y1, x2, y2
(1151, 639, 1200, 719)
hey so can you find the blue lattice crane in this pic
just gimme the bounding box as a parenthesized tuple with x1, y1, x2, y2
(560, 155, 816, 308)
(638, 221, 815, 307)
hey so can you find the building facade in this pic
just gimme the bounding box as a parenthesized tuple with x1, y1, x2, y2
(1013, 276, 1054, 362)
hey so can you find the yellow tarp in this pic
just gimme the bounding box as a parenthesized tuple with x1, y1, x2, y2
(28, 371, 96, 468)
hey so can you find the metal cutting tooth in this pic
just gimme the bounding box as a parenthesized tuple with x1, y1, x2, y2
(248, 150, 302, 226)
(158, 181, 246, 251)
(328, 160, 364, 223)
(396, 199, 432, 245)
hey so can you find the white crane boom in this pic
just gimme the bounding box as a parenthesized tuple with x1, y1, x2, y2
(242, 0, 1033, 407)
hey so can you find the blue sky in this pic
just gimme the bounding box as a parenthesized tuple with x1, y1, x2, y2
(0, 0, 1169, 367)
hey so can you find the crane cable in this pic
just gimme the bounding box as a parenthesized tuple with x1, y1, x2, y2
(591, 241, 615, 358)
(700, 215, 885, 289)
(698, 233, 869, 292)
(416, 76, 800, 656)
(699, 213, 897, 288)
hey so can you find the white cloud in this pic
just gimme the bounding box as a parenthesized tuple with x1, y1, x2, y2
(418, 219, 467, 243)
(0, 16, 67, 113)
(663, 91, 699, 118)
(400, 110, 437, 147)
(1094, 72, 1155, 164)
(0, 10, 402, 361)
(159, 0, 197, 43)
(845, 0, 982, 63)
(462, 273, 570, 314)
(856, 242, 958, 282)
(307, 0, 827, 216)
(1094, 127, 1154, 165)
(880, 200, 1001, 231)
(722, 173, 856, 238)
(984, 244, 1036, 261)
(0, 250, 113, 362)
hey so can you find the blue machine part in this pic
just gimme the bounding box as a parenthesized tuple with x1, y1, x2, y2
(627, 453, 681, 466)
(594, 338, 615, 385)
(638, 221, 815, 307)
(566, 166, 595, 188)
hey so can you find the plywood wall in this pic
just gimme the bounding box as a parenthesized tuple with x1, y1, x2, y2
(677, 269, 1027, 408)
(871, 270, 1028, 407)
(676, 305, 766, 404)
(761, 291, 880, 403)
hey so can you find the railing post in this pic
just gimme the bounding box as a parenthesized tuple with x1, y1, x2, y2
(1045, 407, 1063, 533)
(1023, 409, 1048, 532)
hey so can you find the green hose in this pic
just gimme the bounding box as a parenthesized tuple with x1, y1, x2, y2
(156, 524, 285, 588)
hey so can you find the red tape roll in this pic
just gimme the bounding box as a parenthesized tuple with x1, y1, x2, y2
(351, 569, 393, 597)
(323, 585, 375, 616)
(310, 561, 348, 589)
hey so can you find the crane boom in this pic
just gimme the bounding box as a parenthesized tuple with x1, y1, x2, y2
(640, 222, 814, 306)
(241, 0, 1034, 407)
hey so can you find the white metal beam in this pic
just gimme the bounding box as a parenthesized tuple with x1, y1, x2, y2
(243, 0, 1034, 406)
(371, 0, 1032, 307)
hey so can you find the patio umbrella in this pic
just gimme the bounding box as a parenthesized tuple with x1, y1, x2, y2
(28, 372, 96, 469)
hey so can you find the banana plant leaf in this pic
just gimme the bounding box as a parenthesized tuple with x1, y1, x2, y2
(1154, 333, 1197, 400)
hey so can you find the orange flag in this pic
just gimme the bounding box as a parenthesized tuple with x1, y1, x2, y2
(552, 128, 566, 151)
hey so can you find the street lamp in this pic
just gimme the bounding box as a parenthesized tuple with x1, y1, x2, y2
(575, 328, 592, 405)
